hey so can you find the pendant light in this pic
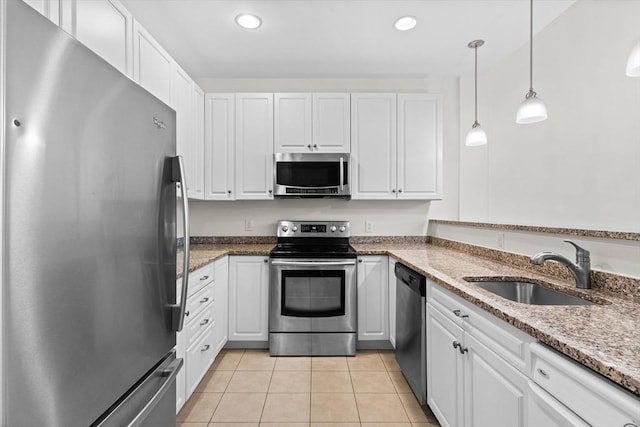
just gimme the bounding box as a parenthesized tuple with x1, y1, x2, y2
(626, 41, 640, 77)
(465, 40, 487, 146)
(516, 0, 548, 124)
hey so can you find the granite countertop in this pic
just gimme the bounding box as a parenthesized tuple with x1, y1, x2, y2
(176, 243, 274, 278)
(352, 242, 640, 398)
(179, 241, 640, 397)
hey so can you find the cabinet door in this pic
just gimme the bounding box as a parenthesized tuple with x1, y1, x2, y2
(397, 94, 443, 200)
(427, 304, 464, 427)
(387, 257, 397, 348)
(357, 255, 389, 341)
(463, 333, 527, 427)
(65, 0, 132, 77)
(204, 93, 235, 200)
(313, 93, 350, 152)
(274, 93, 312, 153)
(189, 84, 205, 199)
(235, 93, 274, 200)
(214, 257, 229, 353)
(132, 19, 173, 106)
(22, 0, 60, 25)
(228, 256, 269, 341)
(527, 382, 589, 427)
(185, 324, 215, 397)
(351, 93, 397, 199)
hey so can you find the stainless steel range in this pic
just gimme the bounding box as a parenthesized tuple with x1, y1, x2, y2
(269, 220, 357, 356)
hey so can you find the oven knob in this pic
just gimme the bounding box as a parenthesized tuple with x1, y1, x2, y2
(292, 225, 298, 232)
(330, 226, 337, 232)
(339, 226, 346, 232)
(281, 225, 289, 232)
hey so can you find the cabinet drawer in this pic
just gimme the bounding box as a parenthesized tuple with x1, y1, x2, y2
(186, 304, 214, 348)
(186, 324, 216, 396)
(185, 283, 214, 322)
(531, 343, 640, 426)
(188, 263, 215, 296)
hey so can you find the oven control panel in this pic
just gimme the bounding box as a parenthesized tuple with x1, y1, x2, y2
(277, 220, 350, 238)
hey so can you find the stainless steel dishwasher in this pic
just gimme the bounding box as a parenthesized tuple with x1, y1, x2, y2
(395, 262, 427, 405)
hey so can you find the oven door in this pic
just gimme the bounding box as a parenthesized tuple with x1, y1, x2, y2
(270, 259, 357, 333)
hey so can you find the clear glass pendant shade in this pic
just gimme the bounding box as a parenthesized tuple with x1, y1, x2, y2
(626, 41, 640, 77)
(516, 92, 548, 124)
(465, 122, 487, 146)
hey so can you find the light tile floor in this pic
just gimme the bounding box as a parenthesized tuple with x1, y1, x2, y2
(178, 349, 441, 427)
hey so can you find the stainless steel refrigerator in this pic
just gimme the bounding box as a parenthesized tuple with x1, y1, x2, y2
(3, 1, 191, 426)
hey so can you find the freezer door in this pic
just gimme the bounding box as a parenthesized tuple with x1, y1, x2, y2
(4, 2, 177, 426)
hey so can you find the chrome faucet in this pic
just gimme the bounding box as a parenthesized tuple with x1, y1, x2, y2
(530, 240, 591, 289)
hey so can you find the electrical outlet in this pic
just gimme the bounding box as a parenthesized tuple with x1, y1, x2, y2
(365, 221, 374, 233)
(497, 232, 505, 249)
(245, 219, 253, 232)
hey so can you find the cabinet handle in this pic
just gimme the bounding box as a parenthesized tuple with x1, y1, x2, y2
(200, 297, 210, 303)
(453, 309, 469, 318)
(185, 310, 190, 317)
(459, 345, 468, 354)
(201, 344, 210, 352)
(200, 318, 210, 326)
(452, 341, 460, 350)
(200, 275, 209, 281)
(537, 368, 549, 378)
(228, 190, 232, 194)
(623, 424, 639, 427)
(307, 144, 312, 149)
(392, 189, 396, 193)
(269, 189, 273, 194)
(313, 144, 318, 149)
(264, 258, 269, 263)
(398, 189, 403, 193)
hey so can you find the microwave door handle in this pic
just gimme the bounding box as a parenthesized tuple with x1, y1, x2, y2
(340, 156, 344, 191)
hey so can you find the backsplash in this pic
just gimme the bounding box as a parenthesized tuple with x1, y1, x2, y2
(429, 236, 640, 301)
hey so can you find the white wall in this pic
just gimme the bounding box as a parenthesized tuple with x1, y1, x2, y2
(459, 0, 640, 232)
(191, 78, 460, 236)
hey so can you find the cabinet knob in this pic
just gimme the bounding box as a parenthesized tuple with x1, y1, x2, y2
(264, 258, 269, 263)
(313, 144, 318, 149)
(358, 259, 363, 263)
(228, 190, 232, 194)
(307, 144, 312, 149)
(185, 310, 190, 317)
(392, 189, 396, 193)
(269, 189, 273, 194)
(398, 189, 403, 193)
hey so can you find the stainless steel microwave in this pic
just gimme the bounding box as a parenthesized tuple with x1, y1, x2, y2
(274, 153, 350, 198)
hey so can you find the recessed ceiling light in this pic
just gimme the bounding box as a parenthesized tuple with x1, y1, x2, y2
(235, 14, 262, 30)
(394, 16, 417, 31)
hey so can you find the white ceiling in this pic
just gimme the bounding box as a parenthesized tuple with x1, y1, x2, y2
(120, 0, 576, 80)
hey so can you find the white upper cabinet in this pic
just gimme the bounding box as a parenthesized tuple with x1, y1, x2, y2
(190, 84, 205, 199)
(352, 93, 443, 200)
(235, 93, 274, 200)
(61, 0, 133, 77)
(274, 93, 313, 153)
(204, 94, 236, 201)
(351, 93, 397, 200)
(313, 93, 350, 152)
(274, 93, 350, 153)
(132, 19, 173, 107)
(397, 94, 443, 200)
(22, 0, 60, 25)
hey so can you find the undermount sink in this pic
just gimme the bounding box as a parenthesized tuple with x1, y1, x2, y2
(463, 278, 597, 306)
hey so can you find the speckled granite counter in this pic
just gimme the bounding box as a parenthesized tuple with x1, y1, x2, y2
(178, 241, 639, 397)
(353, 242, 640, 397)
(177, 243, 274, 278)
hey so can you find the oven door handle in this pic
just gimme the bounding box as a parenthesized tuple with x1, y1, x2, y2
(271, 260, 356, 267)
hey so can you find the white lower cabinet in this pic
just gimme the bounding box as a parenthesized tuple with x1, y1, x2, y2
(228, 256, 270, 342)
(175, 262, 216, 413)
(427, 282, 533, 427)
(214, 256, 229, 352)
(387, 256, 398, 348)
(357, 255, 389, 341)
(527, 381, 589, 427)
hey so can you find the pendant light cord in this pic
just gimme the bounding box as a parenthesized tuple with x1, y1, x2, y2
(529, 0, 534, 92)
(474, 45, 478, 123)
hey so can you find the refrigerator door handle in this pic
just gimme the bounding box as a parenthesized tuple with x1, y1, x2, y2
(126, 357, 183, 427)
(171, 155, 190, 332)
